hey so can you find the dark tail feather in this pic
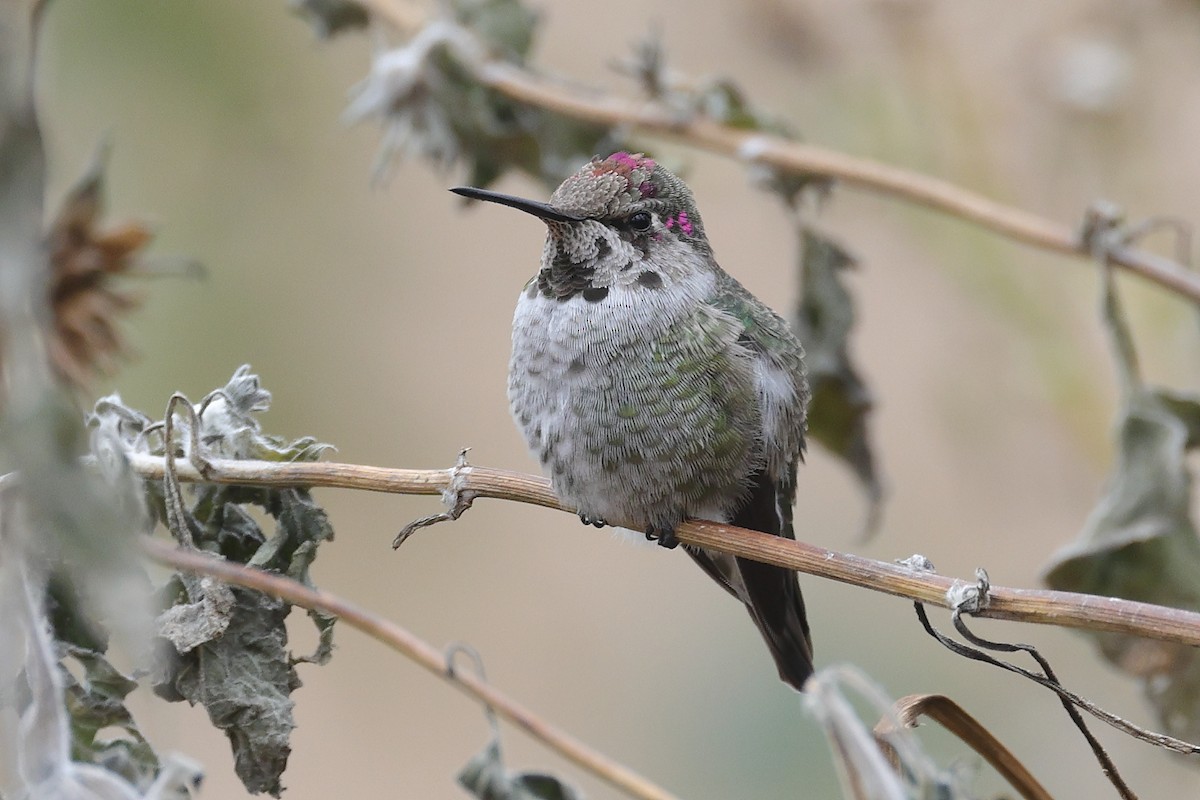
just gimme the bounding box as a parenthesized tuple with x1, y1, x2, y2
(687, 465, 813, 690)
(736, 551, 813, 690)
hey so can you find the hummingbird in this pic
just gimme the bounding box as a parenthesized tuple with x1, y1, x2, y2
(452, 152, 814, 690)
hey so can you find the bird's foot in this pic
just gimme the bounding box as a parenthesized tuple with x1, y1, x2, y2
(578, 513, 607, 529)
(645, 525, 679, 549)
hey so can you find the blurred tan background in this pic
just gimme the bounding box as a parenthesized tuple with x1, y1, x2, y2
(35, 0, 1200, 797)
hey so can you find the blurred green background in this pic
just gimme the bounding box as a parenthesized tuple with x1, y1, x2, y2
(35, 0, 1200, 797)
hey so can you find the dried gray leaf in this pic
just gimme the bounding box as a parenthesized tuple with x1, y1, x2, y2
(696, 78, 791, 135)
(458, 736, 582, 800)
(0, 387, 185, 799)
(193, 366, 333, 464)
(344, 23, 480, 176)
(156, 588, 297, 797)
(3, 394, 169, 797)
(615, 25, 669, 99)
(61, 646, 161, 790)
(92, 367, 337, 795)
(1043, 253, 1200, 742)
(1043, 388, 1200, 742)
(277, 489, 337, 664)
(793, 228, 883, 536)
(290, 0, 368, 38)
(155, 577, 235, 654)
(805, 666, 973, 800)
(338, 4, 628, 188)
(3, 555, 176, 800)
(46, 571, 110, 654)
(447, 0, 537, 62)
(144, 755, 205, 800)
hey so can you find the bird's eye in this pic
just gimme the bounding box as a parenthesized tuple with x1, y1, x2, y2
(628, 211, 653, 231)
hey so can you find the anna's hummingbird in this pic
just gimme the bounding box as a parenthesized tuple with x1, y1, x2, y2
(452, 152, 814, 690)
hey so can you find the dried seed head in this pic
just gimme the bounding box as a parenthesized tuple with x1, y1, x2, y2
(45, 162, 150, 389)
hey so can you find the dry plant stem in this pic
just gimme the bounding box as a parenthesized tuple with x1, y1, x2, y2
(877, 694, 1053, 800)
(487, 73, 1200, 302)
(360, 0, 1200, 304)
(125, 453, 1200, 647)
(139, 537, 680, 800)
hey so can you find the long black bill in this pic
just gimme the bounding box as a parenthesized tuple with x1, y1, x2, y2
(450, 186, 586, 224)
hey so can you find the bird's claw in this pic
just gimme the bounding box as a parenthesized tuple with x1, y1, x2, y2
(646, 525, 679, 549)
(579, 513, 607, 529)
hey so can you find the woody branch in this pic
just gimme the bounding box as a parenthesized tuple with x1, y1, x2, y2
(351, 0, 1200, 304)
(139, 537, 680, 800)
(126, 452, 1200, 647)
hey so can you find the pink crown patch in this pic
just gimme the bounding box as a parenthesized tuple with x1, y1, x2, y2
(591, 152, 658, 197)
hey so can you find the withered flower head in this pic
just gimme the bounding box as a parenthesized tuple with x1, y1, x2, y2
(45, 160, 151, 390)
